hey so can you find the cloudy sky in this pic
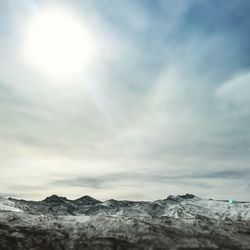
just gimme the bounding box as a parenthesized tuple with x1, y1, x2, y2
(0, 0, 249, 201)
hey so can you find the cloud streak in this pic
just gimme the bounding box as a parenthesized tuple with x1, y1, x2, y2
(0, 0, 249, 200)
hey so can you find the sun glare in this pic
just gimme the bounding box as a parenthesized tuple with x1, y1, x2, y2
(22, 9, 96, 78)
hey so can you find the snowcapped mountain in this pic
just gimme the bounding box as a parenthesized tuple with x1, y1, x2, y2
(0, 194, 250, 250)
(2, 194, 250, 221)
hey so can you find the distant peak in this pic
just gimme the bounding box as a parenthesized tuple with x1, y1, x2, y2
(74, 195, 101, 205)
(167, 194, 196, 201)
(79, 195, 94, 200)
(43, 195, 68, 203)
(178, 194, 196, 199)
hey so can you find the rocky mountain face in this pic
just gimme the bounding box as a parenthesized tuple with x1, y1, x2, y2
(0, 194, 250, 250)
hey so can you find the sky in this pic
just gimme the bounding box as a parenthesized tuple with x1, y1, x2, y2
(0, 0, 250, 201)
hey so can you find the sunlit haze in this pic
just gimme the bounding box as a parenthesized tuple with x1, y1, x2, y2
(22, 8, 97, 78)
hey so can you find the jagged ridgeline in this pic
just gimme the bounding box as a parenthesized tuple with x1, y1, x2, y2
(2, 193, 250, 219)
(0, 194, 250, 250)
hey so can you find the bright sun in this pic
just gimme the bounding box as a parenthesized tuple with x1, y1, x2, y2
(22, 9, 96, 78)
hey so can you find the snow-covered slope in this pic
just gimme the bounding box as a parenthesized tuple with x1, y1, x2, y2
(1, 194, 250, 221)
(0, 197, 23, 213)
(158, 195, 250, 221)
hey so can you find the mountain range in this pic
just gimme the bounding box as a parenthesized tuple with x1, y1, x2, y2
(0, 194, 250, 250)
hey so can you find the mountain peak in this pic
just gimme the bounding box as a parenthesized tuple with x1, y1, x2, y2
(166, 193, 196, 202)
(74, 195, 101, 205)
(178, 194, 196, 199)
(43, 195, 68, 203)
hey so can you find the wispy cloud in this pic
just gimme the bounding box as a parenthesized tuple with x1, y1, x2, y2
(0, 0, 249, 200)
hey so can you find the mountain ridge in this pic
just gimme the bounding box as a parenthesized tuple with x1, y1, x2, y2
(1, 193, 250, 221)
(1, 194, 250, 250)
